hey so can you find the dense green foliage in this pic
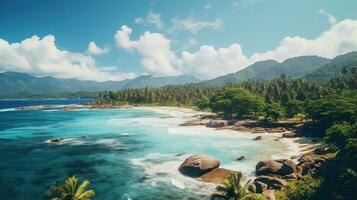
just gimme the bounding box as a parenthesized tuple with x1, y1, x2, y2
(209, 87, 265, 118)
(98, 85, 216, 106)
(281, 176, 323, 200)
(45, 176, 95, 200)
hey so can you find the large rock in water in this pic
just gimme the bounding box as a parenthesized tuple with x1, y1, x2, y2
(179, 155, 220, 177)
(198, 168, 239, 184)
(256, 159, 297, 176)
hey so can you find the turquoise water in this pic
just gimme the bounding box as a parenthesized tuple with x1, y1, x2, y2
(0, 102, 293, 200)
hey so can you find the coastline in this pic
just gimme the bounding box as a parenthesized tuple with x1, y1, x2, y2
(138, 106, 319, 160)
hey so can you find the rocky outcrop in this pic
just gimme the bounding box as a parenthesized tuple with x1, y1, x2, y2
(313, 144, 329, 155)
(198, 168, 239, 184)
(233, 120, 257, 127)
(256, 159, 297, 177)
(206, 120, 228, 128)
(282, 132, 297, 138)
(297, 153, 334, 175)
(251, 127, 266, 133)
(253, 181, 268, 193)
(266, 128, 286, 133)
(232, 126, 251, 132)
(254, 176, 287, 190)
(179, 155, 220, 177)
(180, 119, 210, 126)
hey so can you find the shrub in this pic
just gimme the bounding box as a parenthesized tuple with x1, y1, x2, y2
(283, 175, 322, 200)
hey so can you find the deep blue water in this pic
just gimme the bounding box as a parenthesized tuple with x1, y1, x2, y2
(0, 100, 291, 200)
(0, 98, 95, 109)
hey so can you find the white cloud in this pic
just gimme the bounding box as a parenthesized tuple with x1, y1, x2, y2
(86, 41, 109, 55)
(115, 25, 181, 76)
(134, 17, 145, 25)
(134, 11, 164, 29)
(115, 19, 357, 80)
(170, 18, 223, 34)
(182, 44, 249, 79)
(319, 9, 337, 25)
(249, 19, 357, 63)
(0, 35, 134, 81)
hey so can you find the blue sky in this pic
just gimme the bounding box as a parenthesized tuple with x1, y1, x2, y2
(0, 0, 357, 81)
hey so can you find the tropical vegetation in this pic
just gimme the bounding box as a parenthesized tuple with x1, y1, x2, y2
(210, 173, 266, 200)
(45, 176, 95, 200)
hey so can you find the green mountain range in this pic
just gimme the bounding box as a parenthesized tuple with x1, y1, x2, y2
(203, 55, 331, 86)
(0, 73, 200, 98)
(1, 51, 356, 98)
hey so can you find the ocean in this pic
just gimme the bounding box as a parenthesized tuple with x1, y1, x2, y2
(0, 99, 294, 200)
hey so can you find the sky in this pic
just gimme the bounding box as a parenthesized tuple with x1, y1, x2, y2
(0, 0, 357, 81)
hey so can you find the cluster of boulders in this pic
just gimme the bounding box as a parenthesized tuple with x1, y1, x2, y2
(180, 117, 294, 136)
(178, 154, 238, 184)
(249, 150, 334, 199)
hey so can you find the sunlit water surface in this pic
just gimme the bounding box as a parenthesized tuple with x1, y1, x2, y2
(0, 100, 294, 199)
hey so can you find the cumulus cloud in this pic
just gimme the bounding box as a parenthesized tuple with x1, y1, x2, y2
(170, 18, 223, 34)
(116, 19, 357, 80)
(134, 11, 164, 29)
(115, 25, 181, 76)
(249, 19, 357, 63)
(182, 44, 249, 79)
(319, 9, 337, 25)
(86, 41, 109, 55)
(0, 35, 134, 81)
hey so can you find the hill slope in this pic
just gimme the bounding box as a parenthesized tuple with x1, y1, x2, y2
(306, 51, 357, 80)
(0, 72, 200, 98)
(204, 56, 330, 86)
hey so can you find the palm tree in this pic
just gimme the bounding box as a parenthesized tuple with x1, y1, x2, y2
(46, 176, 95, 200)
(210, 172, 266, 200)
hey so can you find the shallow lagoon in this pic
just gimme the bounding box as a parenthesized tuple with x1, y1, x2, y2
(0, 102, 294, 200)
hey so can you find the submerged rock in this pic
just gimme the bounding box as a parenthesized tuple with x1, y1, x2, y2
(253, 136, 262, 140)
(179, 155, 220, 177)
(236, 156, 246, 161)
(48, 138, 65, 143)
(198, 168, 239, 184)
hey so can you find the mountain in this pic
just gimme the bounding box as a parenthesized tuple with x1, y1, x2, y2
(0, 72, 200, 98)
(306, 51, 357, 80)
(203, 56, 331, 86)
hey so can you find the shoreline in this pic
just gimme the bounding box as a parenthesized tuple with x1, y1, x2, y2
(137, 105, 320, 163)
